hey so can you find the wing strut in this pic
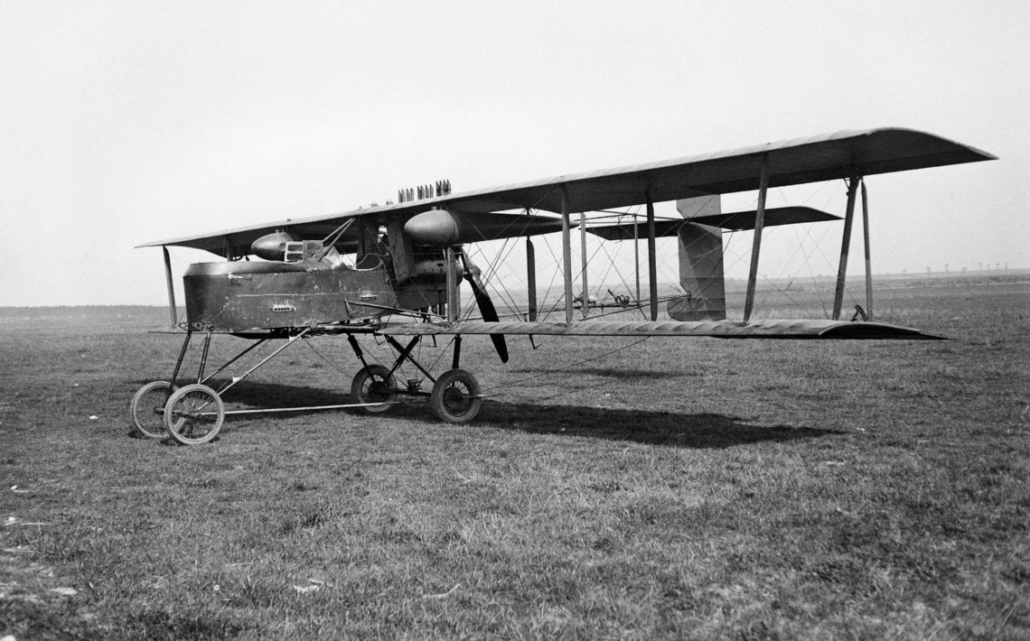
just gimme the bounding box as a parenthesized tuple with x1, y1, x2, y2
(580, 209, 590, 319)
(832, 172, 862, 319)
(445, 247, 458, 322)
(646, 192, 658, 321)
(162, 246, 177, 327)
(861, 181, 874, 320)
(561, 185, 574, 324)
(526, 236, 537, 321)
(633, 213, 641, 308)
(743, 154, 769, 322)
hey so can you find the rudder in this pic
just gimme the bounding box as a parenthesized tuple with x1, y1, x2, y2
(667, 196, 727, 321)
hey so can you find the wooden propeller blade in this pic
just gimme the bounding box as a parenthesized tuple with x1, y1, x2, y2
(458, 251, 509, 363)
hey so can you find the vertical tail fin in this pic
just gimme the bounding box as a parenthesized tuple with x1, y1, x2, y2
(667, 196, 727, 321)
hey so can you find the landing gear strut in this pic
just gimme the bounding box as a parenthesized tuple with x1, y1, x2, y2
(130, 328, 486, 445)
(346, 333, 483, 423)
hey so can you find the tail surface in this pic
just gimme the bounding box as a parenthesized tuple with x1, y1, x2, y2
(668, 196, 727, 321)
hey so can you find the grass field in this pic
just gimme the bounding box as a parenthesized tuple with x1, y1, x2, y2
(2, 276, 1028, 639)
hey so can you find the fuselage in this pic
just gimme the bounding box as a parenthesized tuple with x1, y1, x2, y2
(183, 258, 451, 333)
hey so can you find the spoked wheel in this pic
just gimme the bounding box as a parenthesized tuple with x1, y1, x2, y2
(430, 368, 482, 424)
(164, 384, 225, 446)
(130, 381, 178, 438)
(351, 364, 397, 414)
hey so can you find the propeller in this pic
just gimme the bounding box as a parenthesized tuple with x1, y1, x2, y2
(457, 249, 509, 363)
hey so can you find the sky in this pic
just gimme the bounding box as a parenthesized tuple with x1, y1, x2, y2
(1, 0, 1027, 306)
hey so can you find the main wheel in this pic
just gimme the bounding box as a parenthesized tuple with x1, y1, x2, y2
(430, 369, 481, 424)
(351, 364, 397, 414)
(130, 381, 178, 438)
(164, 384, 225, 445)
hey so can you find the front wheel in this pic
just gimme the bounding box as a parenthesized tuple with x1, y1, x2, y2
(351, 365, 397, 414)
(164, 384, 225, 445)
(430, 369, 481, 424)
(130, 381, 177, 438)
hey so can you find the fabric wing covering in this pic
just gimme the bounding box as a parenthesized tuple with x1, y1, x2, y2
(378, 320, 946, 340)
(139, 127, 995, 256)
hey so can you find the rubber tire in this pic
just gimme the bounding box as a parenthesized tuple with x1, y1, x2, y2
(351, 364, 397, 414)
(130, 381, 178, 438)
(430, 369, 482, 424)
(164, 383, 225, 446)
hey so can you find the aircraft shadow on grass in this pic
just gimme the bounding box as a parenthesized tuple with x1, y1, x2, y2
(134, 378, 836, 450)
(475, 400, 836, 449)
(510, 367, 687, 381)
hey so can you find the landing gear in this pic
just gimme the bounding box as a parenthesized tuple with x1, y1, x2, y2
(347, 333, 484, 423)
(351, 364, 397, 413)
(430, 368, 481, 423)
(132, 328, 489, 446)
(139, 328, 322, 445)
(130, 381, 178, 438)
(164, 383, 225, 446)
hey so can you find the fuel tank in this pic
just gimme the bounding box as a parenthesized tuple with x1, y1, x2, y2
(403, 209, 567, 246)
(250, 232, 298, 261)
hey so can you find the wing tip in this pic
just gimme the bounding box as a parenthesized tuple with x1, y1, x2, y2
(817, 322, 948, 341)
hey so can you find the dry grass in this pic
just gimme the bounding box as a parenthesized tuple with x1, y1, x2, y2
(1, 278, 1029, 639)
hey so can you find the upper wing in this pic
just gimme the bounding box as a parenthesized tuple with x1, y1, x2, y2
(443, 127, 994, 214)
(139, 127, 994, 255)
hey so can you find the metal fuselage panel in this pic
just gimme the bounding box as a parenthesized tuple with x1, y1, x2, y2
(183, 261, 447, 332)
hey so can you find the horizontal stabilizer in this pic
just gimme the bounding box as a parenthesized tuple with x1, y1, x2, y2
(689, 206, 841, 231)
(379, 319, 945, 340)
(587, 206, 838, 240)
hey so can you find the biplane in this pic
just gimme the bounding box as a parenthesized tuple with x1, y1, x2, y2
(132, 127, 994, 445)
